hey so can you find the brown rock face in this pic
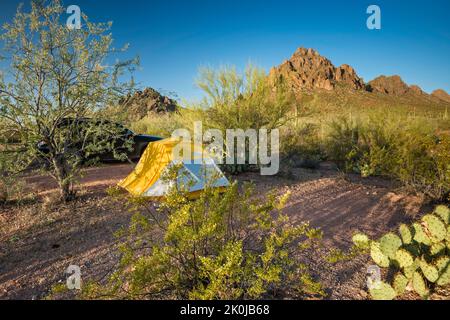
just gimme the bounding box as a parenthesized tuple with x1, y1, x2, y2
(409, 85, 424, 95)
(269, 48, 365, 92)
(431, 89, 450, 103)
(367, 75, 410, 95)
(119, 88, 177, 119)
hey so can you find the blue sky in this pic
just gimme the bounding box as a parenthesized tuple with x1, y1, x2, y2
(1, 0, 449, 101)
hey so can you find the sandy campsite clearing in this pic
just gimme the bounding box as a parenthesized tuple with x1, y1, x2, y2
(0, 163, 431, 300)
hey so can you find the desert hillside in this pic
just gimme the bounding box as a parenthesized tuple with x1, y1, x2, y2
(268, 47, 449, 123)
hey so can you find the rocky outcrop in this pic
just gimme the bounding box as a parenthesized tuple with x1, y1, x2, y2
(431, 89, 450, 103)
(367, 75, 410, 95)
(366, 75, 434, 97)
(119, 88, 178, 119)
(269, 48, 365, 92)
(409, 85, 425, 95)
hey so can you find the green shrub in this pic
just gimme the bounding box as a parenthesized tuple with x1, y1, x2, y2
(130, 113, 182, 137)
(279, 122, 324, 169)
(352, 205, 450, 300)
(82, 168, 324, 300)
(0, 144, 29, 204)
(194, 65, 294, 174)
(324, 113, 450, 199)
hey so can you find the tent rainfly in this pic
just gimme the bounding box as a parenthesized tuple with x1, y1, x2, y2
(118, 138, 230, 198)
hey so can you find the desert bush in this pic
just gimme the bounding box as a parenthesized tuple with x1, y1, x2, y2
(0, 0, 136, 201)
(129, 108, 203, 138)
(130, 113, 182, 137)
(82, 167, 323, 300)
(192, 65, 294, 174)
(324, 113, 450, 199)
(279, 122, 324, 169)
(352, 205, 450, 300)
(0, 143, 29, 204)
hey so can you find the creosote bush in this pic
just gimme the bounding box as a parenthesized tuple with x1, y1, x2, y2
(82, 167, 324, 300)
(352, 205, 450, 300)
(325, 113, 450, 200)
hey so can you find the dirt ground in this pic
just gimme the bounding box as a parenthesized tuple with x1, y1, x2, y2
(0, 162, 434, 300)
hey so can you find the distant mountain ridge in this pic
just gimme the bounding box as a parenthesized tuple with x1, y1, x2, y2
(269, 47, 449, 105)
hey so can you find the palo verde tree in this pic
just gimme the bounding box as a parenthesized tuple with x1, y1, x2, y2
(194, 65, 294, 174)
(0, 0, 137, 201)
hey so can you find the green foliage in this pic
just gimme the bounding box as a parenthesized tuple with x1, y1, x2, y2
(279, 122, 324, 170)
(369, 281, 397, 300)
(324, 113, 450, 200)
(399, 224, 413, 245)
(393, 273, 408, 295)
(352, 233, 370, 250)
(370, 241, 390, 268)
(0, 141, 29, 203)
(194, 65, 293, 174)
(82, 169, 324, 300)
(434, 205, 450, 224)
(379, 233, 402, 259)
(352, 205, 450, 300)
(0, 0, 137, 201)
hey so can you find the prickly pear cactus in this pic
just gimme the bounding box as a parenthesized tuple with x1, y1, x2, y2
(412, 272, 429, 298)
(434, 205, 450, 224)
(370, 241, 390, 268)
(419, 259, 439, 283)
(412, 222, 432, 245)
(352, 205, 450, 300)
(380, 233, 402, 258)
(352, 233, 370, 249)
(437, 264, 450, 286)
(435, 256, 449, 272)
(393, 273, 408, 295)
(395, 249, 413, 268)
(369, 281, 397, 300)
(399, 224, 413, 244)
(422, 214, 446, 243)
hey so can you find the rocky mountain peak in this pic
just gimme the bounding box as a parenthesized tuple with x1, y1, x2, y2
(432, 89, 450, 103)
(119, 87, 178, 120)
(367, 75, 411, 95)
(269, 47, 365, 92)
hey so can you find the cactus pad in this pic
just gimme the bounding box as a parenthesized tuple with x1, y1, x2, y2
(379, 233, 402, 259)
(435, 256, 449, 272)
(393, 273, 409, 296)
(355, 205, 449, 300)
(352, 233, 370, 249)
(434, 205, 450, 224)
(403, 259, 419, 279)
(422, 214, 447, 243)
(395, 249, 414, 268)
(437, 263, 450, 286)
(370, 241, 390, 268)
(369, 281, 397, 300)
(399, 224, 413, 245)
(419, 259, 439, 283)
(413, 222, 432, 245)
(412, 272, 429, 299)
(430, 242, 446, 256)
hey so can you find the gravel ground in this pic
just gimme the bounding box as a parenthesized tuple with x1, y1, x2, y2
(0, 163, 432, 300)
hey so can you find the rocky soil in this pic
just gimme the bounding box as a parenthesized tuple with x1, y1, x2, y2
(0, 163, 432, 300)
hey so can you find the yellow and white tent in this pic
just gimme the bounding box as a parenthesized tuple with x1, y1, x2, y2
(118, 138, 229, 198)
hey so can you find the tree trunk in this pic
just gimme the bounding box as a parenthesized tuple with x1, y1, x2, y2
(53, 155, 75, 202)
